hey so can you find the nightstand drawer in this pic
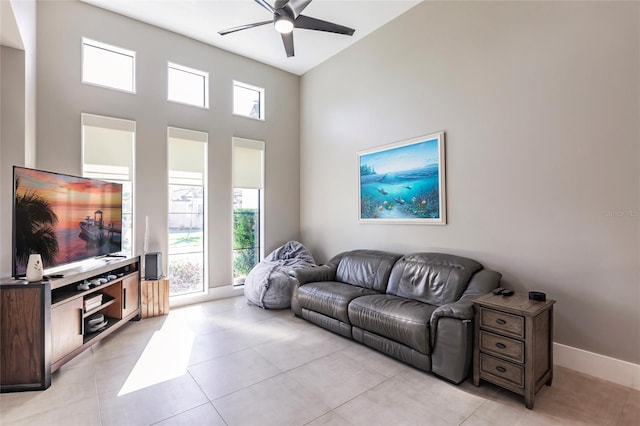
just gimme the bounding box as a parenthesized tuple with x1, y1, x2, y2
(480, 308, 524, 338)
(480, 331, 524, 363)
(480, 353, 524, 388)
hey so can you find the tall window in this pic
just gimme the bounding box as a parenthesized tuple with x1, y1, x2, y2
(232, 137, 264, 285)
(233, 81, 265, 120)
(82, 38, 135, 93)
(168, 128, 207, 296)
(167, 62, 209, 109)
(81, 113, 135, 256)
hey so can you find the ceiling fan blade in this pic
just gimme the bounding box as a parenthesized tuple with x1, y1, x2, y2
(218, 20, 272, 36)
(281, 32, 294, 57)
(255, 0, 276, 14)
(295, 15, 355, 36)
(288, 0, 313, 16)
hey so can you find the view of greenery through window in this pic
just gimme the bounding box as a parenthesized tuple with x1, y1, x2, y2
(233, 188, 260, 285)
(168, 184, 205, 295)
(168, 132, 207, 297)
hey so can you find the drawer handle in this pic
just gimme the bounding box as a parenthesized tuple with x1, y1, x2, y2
(495, 342, 507, 349)
(495, 318, 507, 325)
(496, 366, 507, 373)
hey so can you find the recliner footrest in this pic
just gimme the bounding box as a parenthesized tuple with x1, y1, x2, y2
(302, 309, 352, 338)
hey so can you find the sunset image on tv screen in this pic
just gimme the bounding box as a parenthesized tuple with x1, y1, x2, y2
(13, 167, 123, 276)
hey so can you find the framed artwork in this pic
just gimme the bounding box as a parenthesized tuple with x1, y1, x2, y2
(358, 131, 446, 224)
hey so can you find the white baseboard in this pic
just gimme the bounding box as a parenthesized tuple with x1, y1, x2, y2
(165, 293, 640, 390)
(169, 284, 244, 309)
(554, 343, 640, 390)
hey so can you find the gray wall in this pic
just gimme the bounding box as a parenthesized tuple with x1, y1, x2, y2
(14, 0, 37, 168)
(0, 0, 37, 276)
(24, 0, 300, 288)
(1, 46, 26, 273)
(300, 1, 639, 363)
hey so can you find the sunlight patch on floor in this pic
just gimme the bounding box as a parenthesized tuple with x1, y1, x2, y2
(118, 326, 194, 396)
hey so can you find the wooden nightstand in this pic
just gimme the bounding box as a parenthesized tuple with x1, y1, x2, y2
(473, 292, 555, 409)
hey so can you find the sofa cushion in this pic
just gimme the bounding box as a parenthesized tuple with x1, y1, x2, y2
(298, 281, 379, 324)
(335, 250, 402, 293)
(386, 253, 482, 306)
(348, 294, 437, 355)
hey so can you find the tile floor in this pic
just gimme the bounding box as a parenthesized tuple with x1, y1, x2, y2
(0, 296, 638, 426)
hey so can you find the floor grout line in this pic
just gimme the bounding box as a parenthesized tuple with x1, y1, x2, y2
(4, 296, 638, 426)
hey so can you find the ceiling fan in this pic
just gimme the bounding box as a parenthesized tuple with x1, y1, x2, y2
(218, 0, 355, 58)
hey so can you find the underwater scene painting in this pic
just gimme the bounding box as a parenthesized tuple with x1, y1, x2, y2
(359, 132, 445, 224)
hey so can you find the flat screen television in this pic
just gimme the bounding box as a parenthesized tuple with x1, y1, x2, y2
(12, 166, 123, 278)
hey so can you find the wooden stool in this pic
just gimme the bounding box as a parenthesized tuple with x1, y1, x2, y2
(141, 279, 170, 318)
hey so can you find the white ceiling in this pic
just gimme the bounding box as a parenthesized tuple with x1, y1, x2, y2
(81, 0, 421, 75)
(1, 0, 25, 49)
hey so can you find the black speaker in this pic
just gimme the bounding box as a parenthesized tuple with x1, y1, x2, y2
(144, 252, 162, 280)
(529, 291, 546, 301)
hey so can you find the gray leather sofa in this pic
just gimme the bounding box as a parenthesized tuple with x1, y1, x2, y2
(290, 250, 502, 384)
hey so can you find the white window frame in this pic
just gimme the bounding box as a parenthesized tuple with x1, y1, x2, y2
(167, 127, 209, 298)
(233, 81, 265, 121)
(81, 113, 135, 257)
(167, 62, 209, 109)
(231, 137, 265, 285)
(81, 38, 136, 93)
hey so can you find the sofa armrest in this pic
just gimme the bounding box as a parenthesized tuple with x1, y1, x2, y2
(432, 300, 474, 321)
(288, 251, 347, 285)
(429, 300, 476, 383)
(290, 254, 345, 317)
(430, 317, 474, 384)
(430, 300, 474, 338)
(289, 264, 336, 285)
(429, 269, 501, 344)
(290, 266, 335, 317)
(428, 269, 502, 382)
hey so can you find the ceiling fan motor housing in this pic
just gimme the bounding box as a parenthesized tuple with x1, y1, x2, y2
(275, 0, 298, 18)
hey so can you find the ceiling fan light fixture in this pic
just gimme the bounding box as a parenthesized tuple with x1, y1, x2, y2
(274, 15, 294, 34)
(218, 0, 356, 58)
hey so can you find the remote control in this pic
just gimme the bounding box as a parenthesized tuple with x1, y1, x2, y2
(492, 287, 505, 295)
(501, 289, 514, 296)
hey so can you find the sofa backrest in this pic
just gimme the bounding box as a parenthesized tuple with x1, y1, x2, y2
(386, 253, 482, 306)
(336, 250, 402, 292)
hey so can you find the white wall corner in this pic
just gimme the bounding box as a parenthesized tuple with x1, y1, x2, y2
(554, 343, 640, 390)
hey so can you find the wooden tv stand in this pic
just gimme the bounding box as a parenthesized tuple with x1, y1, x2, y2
(0, 256, 140, 392)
